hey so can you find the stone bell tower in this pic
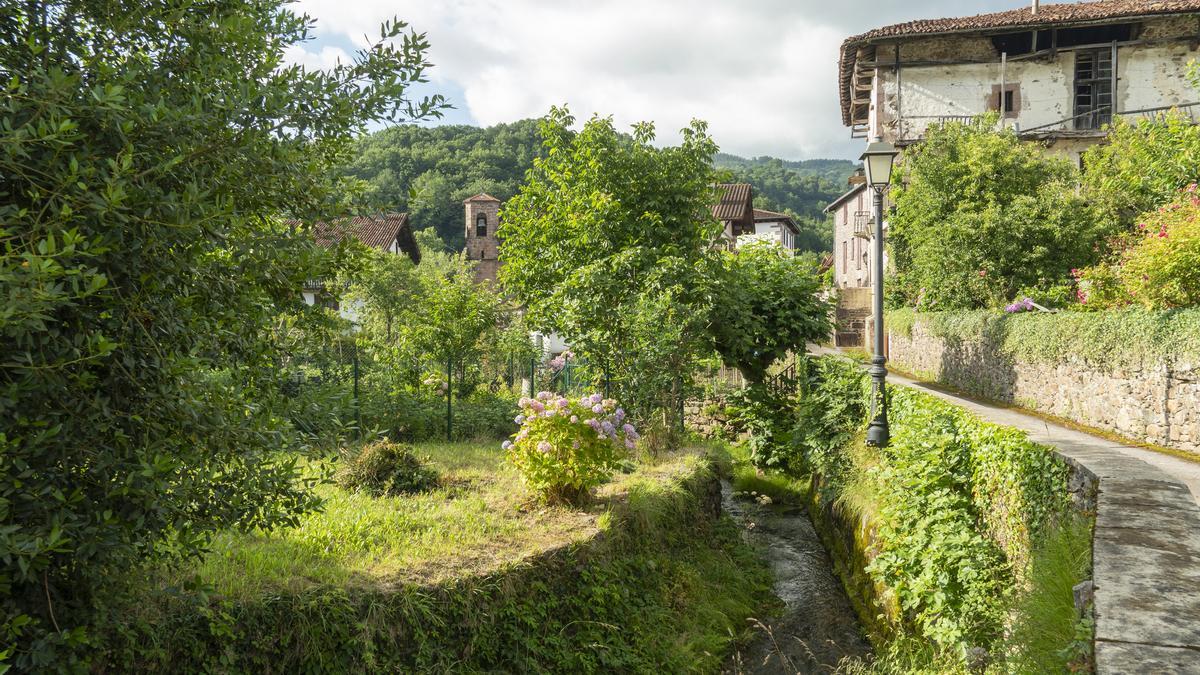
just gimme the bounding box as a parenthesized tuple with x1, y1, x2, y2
(464, 193, 501, 283)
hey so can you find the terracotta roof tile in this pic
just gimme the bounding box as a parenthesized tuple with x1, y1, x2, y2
(839, 0, 1200, 125)
(712, 183, 753, 221)
(309, 213, 420, 263)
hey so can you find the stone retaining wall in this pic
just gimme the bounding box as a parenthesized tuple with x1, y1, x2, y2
(885, 319, 1200, 455)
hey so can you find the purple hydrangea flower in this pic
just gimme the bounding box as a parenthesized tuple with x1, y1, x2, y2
(530, 400, 545, 413)
(601, 421, 614, 434)
(589, 393, 603, 404)
(557, 397, 570, 409)
(592, 404, 604, 414)
(537, 440, 552, 454)
(501, 440, 513, 450)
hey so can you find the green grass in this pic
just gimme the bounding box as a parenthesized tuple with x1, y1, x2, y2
(1003, 513, 1095, 673)
(173, 440, 710, 599)
(106, 440, 776, 672)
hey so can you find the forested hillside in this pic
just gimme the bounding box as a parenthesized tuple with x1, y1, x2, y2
(343, 122, 855, 251)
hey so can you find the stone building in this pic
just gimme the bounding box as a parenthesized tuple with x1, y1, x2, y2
(301, 213, 420, 309)
(823, 174, 886, 348)
(712, 183, 755, 248)
(463, 193, 501, 283)
(839, 0, 1200, 162)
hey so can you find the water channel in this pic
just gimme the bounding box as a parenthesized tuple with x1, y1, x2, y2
(721, 480, 872, 673)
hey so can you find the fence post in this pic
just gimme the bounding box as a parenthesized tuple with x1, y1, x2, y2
(529, 358, 536, 399)
(677, 375, 685, 434)
(352, 341, 361, 438)
(446, 355, 453, 442)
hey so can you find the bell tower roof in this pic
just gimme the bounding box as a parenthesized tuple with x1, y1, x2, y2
(463, 192, 501, 204)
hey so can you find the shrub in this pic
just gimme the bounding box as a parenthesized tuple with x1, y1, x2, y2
(337, 441, 439, 497)
(709, 241, 830, 384)
(1077, 186, 1200, 310)
(505, 391, 638, 504)
(888, 116, 1109, 309)
(1082, 111, 1200, 229)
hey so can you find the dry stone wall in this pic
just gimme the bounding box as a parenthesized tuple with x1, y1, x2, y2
(886, 319, 1200, 455)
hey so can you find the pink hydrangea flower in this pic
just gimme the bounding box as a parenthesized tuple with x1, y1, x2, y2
(537, 441, 552, 454)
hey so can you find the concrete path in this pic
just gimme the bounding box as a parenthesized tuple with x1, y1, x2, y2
(811, 347, 1200, 672)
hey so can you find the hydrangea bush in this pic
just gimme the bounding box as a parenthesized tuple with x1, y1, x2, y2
(504, 391, 639, 504)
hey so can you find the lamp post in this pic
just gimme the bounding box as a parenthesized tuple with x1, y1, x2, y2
(860, 137, 898, 447)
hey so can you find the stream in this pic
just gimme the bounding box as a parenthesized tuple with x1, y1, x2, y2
(722, 480, 872, 674)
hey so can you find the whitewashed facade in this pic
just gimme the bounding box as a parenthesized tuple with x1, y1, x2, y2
(841, 4, 1200, 162)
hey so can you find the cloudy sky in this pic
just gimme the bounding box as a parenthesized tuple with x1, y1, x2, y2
(287, 0, 1080, 161)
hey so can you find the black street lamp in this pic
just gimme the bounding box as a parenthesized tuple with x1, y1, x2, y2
(860, 137, 898, 447)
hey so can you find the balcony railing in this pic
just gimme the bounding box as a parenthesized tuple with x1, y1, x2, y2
(853, 211, 873, 239)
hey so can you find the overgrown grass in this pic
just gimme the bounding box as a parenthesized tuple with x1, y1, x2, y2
(1004, 514, 1095, 673)
(172, 441, 716, 597)
(104, 440, 775, 671)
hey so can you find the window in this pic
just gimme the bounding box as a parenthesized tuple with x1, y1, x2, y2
(991, 84, 1019, 117)
(842, 241, 848, 277)
(855, 238, 861, 271)
(1075, 48, 1113, 130)
(475, 213, 488, 237)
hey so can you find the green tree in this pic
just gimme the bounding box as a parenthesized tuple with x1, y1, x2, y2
(710, 243, 830, 384)
(889, 117, 1107, 310)
(500, 108, 721, 424)
(0, 1, 444, 666)
(1082, 111, 1200, 229)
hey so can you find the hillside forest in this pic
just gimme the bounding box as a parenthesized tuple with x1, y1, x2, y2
(343, 121, 856, 251)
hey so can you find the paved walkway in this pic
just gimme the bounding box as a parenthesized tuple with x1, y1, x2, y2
(812, 347, 1200, 672)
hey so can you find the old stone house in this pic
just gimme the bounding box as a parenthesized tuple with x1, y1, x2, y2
(840, 0, 1200, 162)
(823, 174, 887, 347)
(302, 213, 421, 308)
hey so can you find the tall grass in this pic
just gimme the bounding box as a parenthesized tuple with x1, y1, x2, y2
(1003, 514, 1094, 673)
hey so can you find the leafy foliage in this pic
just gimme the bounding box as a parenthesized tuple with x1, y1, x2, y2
(344, 121, 545, 249)
(341, 127, 853, 253)
(889, 117, 1109, 310)
(336, 440, 440, 497)
(710, 241, 830, 384)
(0, 1, 444, 666)
(1081, 111, 1200, 230)
(505, 392, 637, 504)
(1076, 185, 1200, 309)
(786, 357, 1072, 661)
(500, 107, 721, 425)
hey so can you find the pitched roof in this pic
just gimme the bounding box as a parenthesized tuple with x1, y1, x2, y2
(752, 208, 800, 234)
(712, 183, 753, 221)
(823, 182, 869, 214)
(463, 193, 501, 203)
(839, 0, 1200, 125)
(310, 213, 421, 264)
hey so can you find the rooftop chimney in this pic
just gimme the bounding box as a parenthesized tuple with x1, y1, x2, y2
(1032, 0, 1039, 14)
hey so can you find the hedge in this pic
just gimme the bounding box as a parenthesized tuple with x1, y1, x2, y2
(887, 307, 1200, 370)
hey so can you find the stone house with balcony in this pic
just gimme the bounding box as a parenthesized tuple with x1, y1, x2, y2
(839, 0, 1200, 162)
(823, 175, 889, 347)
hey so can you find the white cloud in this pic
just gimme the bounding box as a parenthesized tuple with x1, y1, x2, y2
(283, 44, 352, 71)
(284, 0, 1070, 159)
